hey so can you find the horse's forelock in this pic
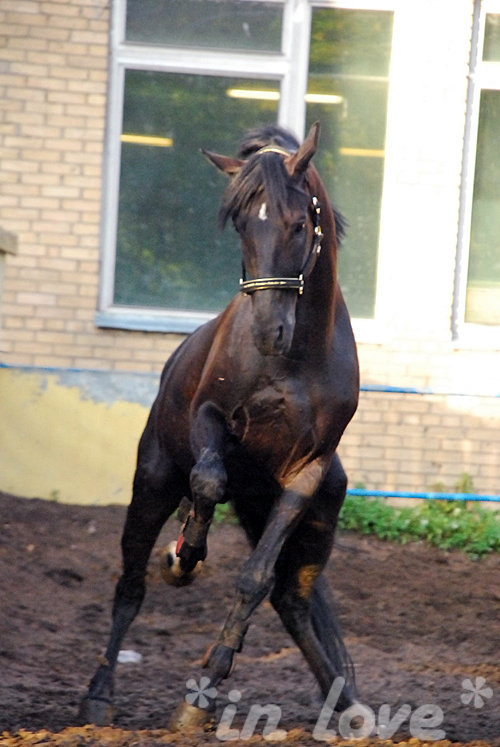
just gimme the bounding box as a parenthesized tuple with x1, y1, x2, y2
(219, 150, 296, 229)
(237, 125, 300, 158)
(219, 126, 345, 245)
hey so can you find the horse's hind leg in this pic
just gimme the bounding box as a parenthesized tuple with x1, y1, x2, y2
(79, 429, 187, 726)
(270, 454, 358, 711)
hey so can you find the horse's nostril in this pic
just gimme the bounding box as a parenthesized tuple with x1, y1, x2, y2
(276, 325, 284, 344)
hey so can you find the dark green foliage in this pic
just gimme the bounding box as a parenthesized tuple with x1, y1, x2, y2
(339, 494, 500, 558)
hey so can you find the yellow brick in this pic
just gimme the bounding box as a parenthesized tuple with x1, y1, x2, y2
(52, 16, 89, 31)
(32, 354, 73, 367)
(40, 2, 81, 17)
(5, 2, 41, 15)
(9, 36, 48, 51)
(0, 23, 30, 39)
(33, 26, 69, 41)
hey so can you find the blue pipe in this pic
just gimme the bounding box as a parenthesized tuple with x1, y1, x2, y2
(347, 488, 500, 503)
(360, 384, 500, 398)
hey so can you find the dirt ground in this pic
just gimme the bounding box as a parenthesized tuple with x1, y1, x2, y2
(0, 491, 498, 747)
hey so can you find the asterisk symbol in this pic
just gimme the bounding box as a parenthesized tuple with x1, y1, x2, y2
(461, 677, 493, 709)
(185, 676, 218, 708)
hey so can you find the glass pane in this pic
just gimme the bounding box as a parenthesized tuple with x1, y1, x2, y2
(306, 9, 393, 318)
(483, 14, 500, 61)
(126, 0, 283, 52)
(466, 90, 500, 325)
(115, 71, 279, 311)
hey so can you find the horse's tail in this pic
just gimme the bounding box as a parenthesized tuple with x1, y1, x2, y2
(311, 574, 357, 697)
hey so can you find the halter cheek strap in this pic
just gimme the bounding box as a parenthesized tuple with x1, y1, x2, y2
(239, 194, 323, 296)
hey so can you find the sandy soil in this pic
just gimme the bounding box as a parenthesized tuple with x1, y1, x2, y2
(0, 492, 498, 746)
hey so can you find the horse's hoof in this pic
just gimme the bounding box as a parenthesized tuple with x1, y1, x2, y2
(78, 696, 114, 726)
(160, 541, 202, 587)
(169, 701, 216, 731)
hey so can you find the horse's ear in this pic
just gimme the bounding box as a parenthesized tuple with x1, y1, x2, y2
(201, 149, 244, 176)
(285, 121, 320, 178)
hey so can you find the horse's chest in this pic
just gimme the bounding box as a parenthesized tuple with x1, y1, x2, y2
(230, 384, 314, 470)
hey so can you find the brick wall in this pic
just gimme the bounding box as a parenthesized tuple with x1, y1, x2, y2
(0, 0, 181, 369)
(340, 389, 500, 499)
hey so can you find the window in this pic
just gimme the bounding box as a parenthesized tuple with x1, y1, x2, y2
(125, 0, 283, 51)
(466, 88, 500, 325)
(115, 71, 279, 312)
(456, 3, 500, 334)
(98, 1, 394, 332)
(306, 8, 393, 318)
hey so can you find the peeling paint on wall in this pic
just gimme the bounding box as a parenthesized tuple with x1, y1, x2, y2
(0, 367, 156, 505)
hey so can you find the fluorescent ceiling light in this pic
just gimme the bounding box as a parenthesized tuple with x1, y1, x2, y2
(304, 93, 343, 105)
(121, 134, 173, 147)
(339, 147, 385, 158)
(226, 89, 343, 105)
(226, 88, 280, 101)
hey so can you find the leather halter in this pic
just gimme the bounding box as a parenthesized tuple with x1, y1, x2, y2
(239, 146, 323, 296)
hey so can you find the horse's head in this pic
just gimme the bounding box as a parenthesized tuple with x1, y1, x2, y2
(203, 123, 324, 356)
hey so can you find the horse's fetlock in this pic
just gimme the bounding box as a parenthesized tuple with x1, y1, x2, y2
(205, 644, 235, 681)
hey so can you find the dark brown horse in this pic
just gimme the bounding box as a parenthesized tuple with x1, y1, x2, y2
(79, 122, 360, 729)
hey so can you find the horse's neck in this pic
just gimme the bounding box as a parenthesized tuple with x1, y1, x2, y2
(293, 186, 338, 358)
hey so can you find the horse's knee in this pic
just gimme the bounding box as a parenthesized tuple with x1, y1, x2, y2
(190, 448, 227, 504)
(237, 561, 274, 603)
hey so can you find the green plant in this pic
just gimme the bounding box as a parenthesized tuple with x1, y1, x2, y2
(454, 472, 475, 494)
(339, 494, 500, 558)
(214, 501, 238, 524)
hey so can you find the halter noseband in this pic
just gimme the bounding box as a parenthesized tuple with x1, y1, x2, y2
(239, 146, 323, 296)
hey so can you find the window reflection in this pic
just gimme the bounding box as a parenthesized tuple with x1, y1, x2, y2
(126, 0, 283, 52)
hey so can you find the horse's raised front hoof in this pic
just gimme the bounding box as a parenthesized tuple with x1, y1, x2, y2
(169, 700, 216, 732)
(78, 696, 114, 726)
(160, 541, 202, 587)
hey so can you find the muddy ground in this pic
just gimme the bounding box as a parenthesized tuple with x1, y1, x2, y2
(0, 491, 498, 746)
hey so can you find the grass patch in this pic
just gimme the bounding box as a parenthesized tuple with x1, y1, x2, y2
(339, 494, 500, 557)
(214, 501, 238, 524)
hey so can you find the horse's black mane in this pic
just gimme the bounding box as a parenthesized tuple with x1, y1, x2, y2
(219, 124, 346, 243)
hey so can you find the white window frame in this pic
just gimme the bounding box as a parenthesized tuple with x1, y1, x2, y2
(96, 0, 397, 336)
(454, 0, 500, 346)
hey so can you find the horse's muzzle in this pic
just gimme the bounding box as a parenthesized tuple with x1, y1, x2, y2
(250, 291, 297, 356)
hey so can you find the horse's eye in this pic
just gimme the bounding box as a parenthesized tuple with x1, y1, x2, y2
(294, 221, 306, 235)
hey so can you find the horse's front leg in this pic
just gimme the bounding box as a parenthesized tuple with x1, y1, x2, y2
(170, 458, 325, 730)
(215, 458, 324, 655)
(176, 401, 228, 574)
